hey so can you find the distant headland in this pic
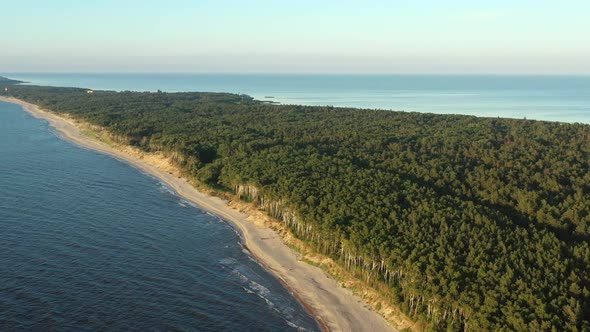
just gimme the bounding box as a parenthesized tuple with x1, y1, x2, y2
(0, 76, 26, 86)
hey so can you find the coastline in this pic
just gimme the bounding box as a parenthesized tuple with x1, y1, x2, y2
(0, 96, 400, 332)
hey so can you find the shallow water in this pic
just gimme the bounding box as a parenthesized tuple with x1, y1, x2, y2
(0, 101, 320, 331)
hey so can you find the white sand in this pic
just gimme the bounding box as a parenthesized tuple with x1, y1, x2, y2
(0, 96, 397, 332)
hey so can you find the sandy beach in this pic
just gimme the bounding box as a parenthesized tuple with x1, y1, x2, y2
(0, 96, 398, 332)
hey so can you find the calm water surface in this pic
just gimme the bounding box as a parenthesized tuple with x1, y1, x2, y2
(5, 73, 590, 123)
(0, 101, 320, 331)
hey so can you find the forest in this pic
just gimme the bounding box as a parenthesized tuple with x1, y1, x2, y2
(3, 84, 589, 331)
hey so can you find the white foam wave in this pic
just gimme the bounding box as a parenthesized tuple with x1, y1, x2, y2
(233, 270, 273, 307)
(231, 269, 315, 331)
(286, 320, 314, 332)
(179, 199, 197, 208)
(218, 257, 238, 266)
(157, 182, 176, 195)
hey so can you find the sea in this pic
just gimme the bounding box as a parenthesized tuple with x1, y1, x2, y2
(0, 101, 320, 331)
(4, 73, 590, 123)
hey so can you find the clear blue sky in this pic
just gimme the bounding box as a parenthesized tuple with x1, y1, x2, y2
(2, 0, 589, 74)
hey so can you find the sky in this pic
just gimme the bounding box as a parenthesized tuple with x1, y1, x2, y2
(1, 0, 589, 74)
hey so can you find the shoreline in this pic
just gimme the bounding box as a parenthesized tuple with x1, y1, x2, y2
(0, 96, 398, 332)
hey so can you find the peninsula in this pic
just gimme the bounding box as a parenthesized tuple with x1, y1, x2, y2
(1, 81, 589, 331)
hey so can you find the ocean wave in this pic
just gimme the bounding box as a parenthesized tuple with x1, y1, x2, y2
(218, 257, 238, 266)
(233, 270, 272, 303)
(178, 198, 197, 208)
(234, 269, 314, 331)
(157, 182, 176, 196)
(286, 320, 314, 332)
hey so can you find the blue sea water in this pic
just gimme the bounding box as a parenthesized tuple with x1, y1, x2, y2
(0, 101, 320, 331)
(4, 73, 590, 123)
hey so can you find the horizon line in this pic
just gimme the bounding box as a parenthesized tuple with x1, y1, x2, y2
(3, 71, 590, 77)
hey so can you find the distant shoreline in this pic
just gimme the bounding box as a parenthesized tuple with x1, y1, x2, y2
(0, 96, 397, 332)
(5, 73, 590, 124)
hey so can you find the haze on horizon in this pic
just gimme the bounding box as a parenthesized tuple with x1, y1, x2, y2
(1, 0, 589, 74)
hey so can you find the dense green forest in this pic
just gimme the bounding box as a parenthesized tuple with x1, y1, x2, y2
(3, 84, 589, 331)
